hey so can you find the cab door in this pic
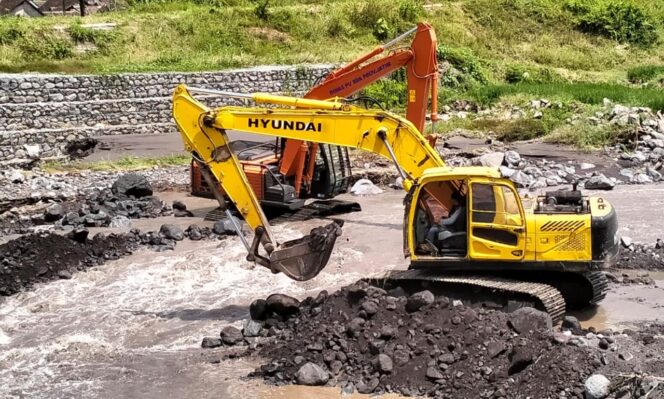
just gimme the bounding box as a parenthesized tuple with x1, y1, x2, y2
(468, 179, 526, 261)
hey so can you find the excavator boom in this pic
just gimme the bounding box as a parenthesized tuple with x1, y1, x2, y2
(173, 85, 442, 281)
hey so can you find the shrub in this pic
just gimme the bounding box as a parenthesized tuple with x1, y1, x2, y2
(0, 19, 26, 45)
(325, 12, 354, 38)
(576, 1, 659, 46)
(505, 63, 560, 84)
(18, 32, 74, 61)
(254, 0, 269, 21)
(362, 78, 408, 110)
(627, 65, 664, 83)
(438, 46, 488, 85)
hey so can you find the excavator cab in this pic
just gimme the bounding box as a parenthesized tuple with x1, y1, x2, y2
(408, 167, 527, 264)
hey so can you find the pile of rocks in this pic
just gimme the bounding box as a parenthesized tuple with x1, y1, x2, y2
(613, 237, 664, 271)
(203, 282, 664, 398)
(0, 171, 190, 236)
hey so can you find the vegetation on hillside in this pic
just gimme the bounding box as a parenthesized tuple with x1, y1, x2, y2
(1, 0, 663, 148)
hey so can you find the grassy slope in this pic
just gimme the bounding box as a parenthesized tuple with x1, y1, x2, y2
(0, 0, 662, 77)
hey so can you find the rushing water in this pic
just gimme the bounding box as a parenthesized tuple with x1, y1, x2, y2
(0, 224, 365, 398)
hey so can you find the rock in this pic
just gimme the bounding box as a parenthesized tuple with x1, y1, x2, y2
(584, 174, 614, 190)
(646, 166, 662, 181)
(266, 293, 300, 317)
(159, 224, 184, 241)
(487, 341, 505, 358)
(243, 319, 263, 337)
(296, 362, 329, 386)
(220, 326, 244, 345)
(508, 307, 552, 334)
(405, 290, 434, 312)
(631, 173, 652, 184)
(57, 270, 72, 279)
(44, 203, 65, 222)
(509, 171, 534, 188)
(109, 215, 131, 228)
(350, 179, 383, 196)
(478, 152, 505, 168)
(361, 300, 379, 317)
(579, 163, 596, 170)
(186, 224, 203, 240)
(212, 217, 240, 235)
(201, 337, 223, 348)
(584, 374, 610, 399)
(24, 144, 41, 158)
(387, 286, 407, 297)
(174, 209, 194, 217)
(66, 227, 89, 243)
(8, 170, 24, 183)
(250, 299, 268, 320)
(373, 354, 393, 374)
(504, 151, 521, 166)
(111, 173, 153, 198)
(172, 200, 187, 211)
(426, 366, 444, 380)
(562, 316, 583, 334)
(499, 166, 516, 178)
(620, 236, 632, 248)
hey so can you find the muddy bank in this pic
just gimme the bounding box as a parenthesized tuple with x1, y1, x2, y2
(203, 281, 664, 398)
(0, 231, 140, 296)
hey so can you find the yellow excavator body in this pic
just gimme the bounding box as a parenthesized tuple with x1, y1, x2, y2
(172, 85, 619, 321)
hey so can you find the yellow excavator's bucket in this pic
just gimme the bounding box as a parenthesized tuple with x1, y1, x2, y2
(267, 221, 343, 281)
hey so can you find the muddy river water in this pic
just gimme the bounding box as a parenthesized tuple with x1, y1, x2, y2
(1, 188, 663, 398)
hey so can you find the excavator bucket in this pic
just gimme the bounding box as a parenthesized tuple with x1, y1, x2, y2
(268, 221, 343, 281)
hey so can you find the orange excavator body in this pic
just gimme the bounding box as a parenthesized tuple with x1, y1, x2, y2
(191, 22, 439, 205)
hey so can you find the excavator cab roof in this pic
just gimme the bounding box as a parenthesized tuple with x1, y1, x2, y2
(418, 166, 502, 184)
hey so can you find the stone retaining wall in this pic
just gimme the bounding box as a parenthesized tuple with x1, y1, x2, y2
(0, 65, 332, 161)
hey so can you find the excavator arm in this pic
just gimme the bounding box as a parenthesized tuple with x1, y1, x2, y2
(172, 85, 444, 281)
(280, 22, 439, 196)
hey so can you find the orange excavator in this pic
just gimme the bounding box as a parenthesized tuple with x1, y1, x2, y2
(190, 22, 439, 212)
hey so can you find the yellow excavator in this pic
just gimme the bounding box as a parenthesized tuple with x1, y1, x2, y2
(172, 85, 619, 322)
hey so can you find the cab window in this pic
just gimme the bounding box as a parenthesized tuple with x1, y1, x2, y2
(471, 183, 522, 227)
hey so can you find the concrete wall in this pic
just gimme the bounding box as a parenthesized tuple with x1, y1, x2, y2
(0, 65, 332, 161)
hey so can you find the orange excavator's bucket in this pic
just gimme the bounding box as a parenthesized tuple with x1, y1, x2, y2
(268, 221, 343, 281)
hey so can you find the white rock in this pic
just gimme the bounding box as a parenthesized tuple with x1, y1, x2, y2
(504, 150, 521, 166)
(579, 163, 595, 170)
(350, 179, 383, 196)
(584, 374, 610, 399)
(478, 152, 505, 168)
(23, 144, 41, 158)
(621, 236, 633, 248)
(8, 170, 25, 183)
(499, 166, 516, 178)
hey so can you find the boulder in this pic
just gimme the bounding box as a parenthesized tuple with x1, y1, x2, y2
(220, 326, 244, 345)
(111, 173, 153, 198)
(44, 203, 65, 222)
(250, 299, 268, 320)
(584, 374, 610, 399)
(477, 152, 505, 168)
(159, 224, 184, 241)
(504, 150, 521, 166)
(243, 319, 263, 337)
(172, 200, 187, 211)
(508, 307, 552, 334)
(8, 169, 24, 183)
(350, 179, 384, 196)
(584, 174, 614, 190)
(373, 354, 393, 374)
(510, 171, 534, 188)
(212, 216, 240, 235)
(109, 215, 131, 228)
(405, 290, 434, 312)
(201, 337, 223, 348)
(296, 362, 329, 386)
(266, 293, 300, 317)
(562, 315, 583, 334)
(66, 227, 89, 243)
(186, 224, 203, 241)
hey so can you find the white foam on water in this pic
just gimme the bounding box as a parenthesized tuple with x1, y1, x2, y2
(0, 229, 366, 397)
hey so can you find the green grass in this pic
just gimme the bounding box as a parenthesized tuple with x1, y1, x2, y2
(0, 0, 662, 76)
(627, 64, 664, 83)
(42, 154, 190, 172)
(455, 82, 664, 111)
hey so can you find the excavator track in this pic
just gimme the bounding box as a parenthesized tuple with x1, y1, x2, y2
(368, 269, 567, 324)
(584, 271, 609, 305)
